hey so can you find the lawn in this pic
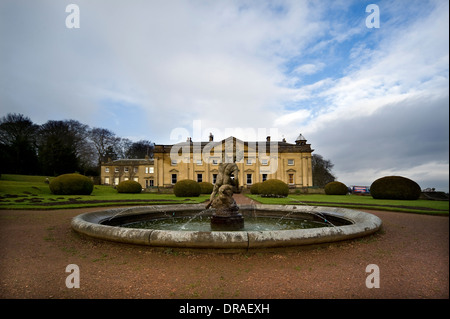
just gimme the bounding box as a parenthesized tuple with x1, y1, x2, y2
(1, 174, 448, 214)
(0, 174, 209, 210)
(246, 194, 449, 215)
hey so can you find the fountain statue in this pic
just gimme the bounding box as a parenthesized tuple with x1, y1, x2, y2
(206, 161, 244, 230)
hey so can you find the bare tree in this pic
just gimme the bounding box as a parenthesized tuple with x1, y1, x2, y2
(125, 140, 154, 159)
(89, 127, 120, 165)
(312, 154, 336, 187)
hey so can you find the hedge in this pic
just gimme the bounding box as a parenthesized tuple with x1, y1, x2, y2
(259, 179, 289, 197)
(324, 181, 348, 195)
(117, 180, 142, 193)
(173, 179, 201, 197)
(370, 176, 421, 200)
(49, 173, 94, 195)
(198, 182, 214, 194)
(250, 182, 263, 194)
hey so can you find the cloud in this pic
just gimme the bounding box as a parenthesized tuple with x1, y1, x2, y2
(293, 63, 326, 75)
(274, 109, 311, 127)
(0, 0, 448, 191)
(272, 0, 449, 190)
(308, 92, 449, 191)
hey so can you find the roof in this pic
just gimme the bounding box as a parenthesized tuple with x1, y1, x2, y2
(154, 136, 313, 153)
(296, 133, 306, 141)
(104, 158, 154, 165)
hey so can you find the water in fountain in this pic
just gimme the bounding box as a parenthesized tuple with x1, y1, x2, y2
(121, 214, 330, 231)
(178, 209, 209, 230)
(288, 198, 336, 227)
(311, 212, 335, 227)
(275, 210, 296, 225)
(106, 207, 137, 223)
(106, 207, 173, 225)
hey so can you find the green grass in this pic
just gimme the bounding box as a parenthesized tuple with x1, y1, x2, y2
(246, 194, 449, 215)
(1, 174, 448, 215)
(0, 174, 209, 210)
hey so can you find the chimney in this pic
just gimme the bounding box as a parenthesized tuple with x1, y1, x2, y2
(209, 133, 214, 142)
(266, 136, 271, 142)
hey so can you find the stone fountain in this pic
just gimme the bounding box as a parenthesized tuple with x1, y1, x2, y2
(206, 162, 244, 231)
(70, 154, 383, 249)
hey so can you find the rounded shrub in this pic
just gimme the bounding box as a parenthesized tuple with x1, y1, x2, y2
(117, 180, 142, 193)
(173, 179, 201, 197)
(259, 179, 289, 197)
(49, 173, 94, 195)
(250, 182, 263, 194)
(370, 176, 421, 200)
(198, 181, 213, 194)
(324, 181, 348, 195)
(198, 182, 214, 194)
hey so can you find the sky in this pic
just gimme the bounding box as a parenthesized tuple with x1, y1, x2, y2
(1, 0, 448, 191)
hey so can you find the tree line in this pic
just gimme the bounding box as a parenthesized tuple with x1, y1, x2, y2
(0, 113, 154, 177)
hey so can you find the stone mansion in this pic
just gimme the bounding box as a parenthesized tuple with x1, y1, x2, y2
(100, 134, 314, 190)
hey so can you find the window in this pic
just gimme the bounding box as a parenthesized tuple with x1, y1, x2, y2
(196, 160, 202, 165)
(114, 177, 119, 185)
(104, 177, 110, 185)
(146, 179, 154, 188)
(261, 159, 269, 165)
(171, 174, 177, 184)
(246, 158, 253, 165)
(134, 167, 138, 173)
(262, 174, 267, 182)
(197, 174, 203, 183)
(105, 167, 109, 173)
(171, 159, 178, 166)
(124, 167, 129, 173)
(212, 174, 218, 184)
(288, 173, 294, 185)
(115, 167, 119, 173)
(212, 159, 219, 165)
(288, 159, 294, 166)
(133, 177, 139, 182)
(145, 167, 154, 174)
(246, 174, 252, 185)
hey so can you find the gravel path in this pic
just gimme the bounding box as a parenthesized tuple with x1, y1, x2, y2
(0, 205, 448, 300)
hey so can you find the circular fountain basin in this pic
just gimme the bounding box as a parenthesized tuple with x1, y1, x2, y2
(71, 204, 382, 250)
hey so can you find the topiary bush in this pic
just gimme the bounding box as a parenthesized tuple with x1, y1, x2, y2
(49, 173, 94, 195)
(259, 179, 289, 197)
(117, 180, 142, 193)
(198, 182, 214, 194)
(173, 179, 201, 197)
(250, 182, 263, 194)
(370, 176, 421, 200)
(324, 181, 348, 195)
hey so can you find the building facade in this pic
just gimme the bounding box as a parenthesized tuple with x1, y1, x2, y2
(100, 134, 314, 190)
